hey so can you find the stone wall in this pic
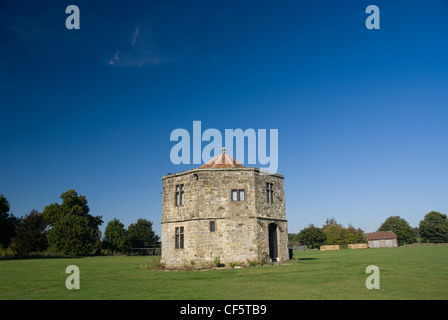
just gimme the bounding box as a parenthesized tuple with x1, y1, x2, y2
(161, 167, 288, 268)
(255, 219, 289, 262)
(161, 218, 259, 267)
(254, 170, 288, 262)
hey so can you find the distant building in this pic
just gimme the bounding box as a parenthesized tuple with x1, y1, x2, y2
(161, 148, 288, 268)
(367, 231, 398, 248)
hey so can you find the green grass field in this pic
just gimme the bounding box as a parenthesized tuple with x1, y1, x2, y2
(1, 245, 447, 300)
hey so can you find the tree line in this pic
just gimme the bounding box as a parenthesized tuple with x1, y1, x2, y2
(0, 190, 159, 257)
(289, 213, 448, 249)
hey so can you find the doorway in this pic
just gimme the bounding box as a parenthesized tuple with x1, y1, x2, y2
(268, 223, 278, 262)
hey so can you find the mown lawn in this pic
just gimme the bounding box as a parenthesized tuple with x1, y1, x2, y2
(0, 245, 447, 299)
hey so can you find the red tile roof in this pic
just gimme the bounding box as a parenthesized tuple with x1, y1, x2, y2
(367, 231, 397, 240)
(199, 148, 245, 169)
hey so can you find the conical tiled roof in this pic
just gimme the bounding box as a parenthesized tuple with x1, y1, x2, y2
(199, 148, 244, 169)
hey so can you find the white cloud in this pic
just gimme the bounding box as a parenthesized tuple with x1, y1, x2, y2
(130, 26, 140, 47)
(108, 51, 120, 65)
(107, 26, 163, 67)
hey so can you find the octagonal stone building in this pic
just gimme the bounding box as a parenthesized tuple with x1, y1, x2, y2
(161, 148, 288, 268)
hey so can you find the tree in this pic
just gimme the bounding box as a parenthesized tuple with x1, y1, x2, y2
(127, 218, 159, 248)
(378, 216, 416, 245)
(288, 233, 299, 247)
(321, 218, 366, 245)
(13, 210, 48, 255)
(103, 218, 129, 254)
(296, 224, 326, 249)
(48, 214, 101, 255)
(0, 195, 21, 254)
(43, 189, 90, 224)
(322, 218, 344, 245)
(343, 224, 366, 244)
(419, 211, 448, 243)
(43, 190, 103, 256)
(413, 227, 420, 241)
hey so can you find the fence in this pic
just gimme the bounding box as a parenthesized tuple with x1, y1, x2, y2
(290, 245, 307, 252)
(129, 248, 161, 256)
(293, 242, 447, 253)
(401, 243, 448, 247)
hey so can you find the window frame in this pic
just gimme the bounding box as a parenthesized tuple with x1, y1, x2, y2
(266, 183, 274, 204)
(231, 189, 238, 201)
(239, 190, 245, 201)
(175, 226, 184, 249)
(175, 184, 184, 206)
(231, 189, 245, 201)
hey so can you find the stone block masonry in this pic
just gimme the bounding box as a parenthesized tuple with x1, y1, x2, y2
(161, 162, 288, 269)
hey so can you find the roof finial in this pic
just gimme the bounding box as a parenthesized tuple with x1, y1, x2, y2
(222, 147, 226, 154)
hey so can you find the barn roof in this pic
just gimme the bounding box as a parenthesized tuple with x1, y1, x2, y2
(199, 148, 245, 169)
(367, 231, 397, 240)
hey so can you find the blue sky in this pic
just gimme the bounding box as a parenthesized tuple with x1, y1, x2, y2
(1, 0, 447, 236)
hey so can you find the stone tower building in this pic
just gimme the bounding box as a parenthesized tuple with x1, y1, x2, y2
(161, 148, 288, 268)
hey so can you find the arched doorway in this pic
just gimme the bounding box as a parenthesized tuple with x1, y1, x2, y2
(268, 223, 278, 262)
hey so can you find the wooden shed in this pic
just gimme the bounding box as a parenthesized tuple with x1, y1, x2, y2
(367, 231, 398, 248)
